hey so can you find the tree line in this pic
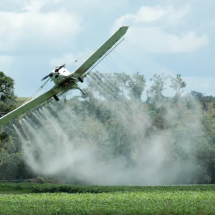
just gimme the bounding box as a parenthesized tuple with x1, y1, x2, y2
(1, 70, 215, 184)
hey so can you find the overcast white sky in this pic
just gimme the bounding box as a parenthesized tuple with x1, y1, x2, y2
(0, 0, 215, 97)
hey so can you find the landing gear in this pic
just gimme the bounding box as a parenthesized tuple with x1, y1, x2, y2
(78, 76, 84, 83)
(78, 87, 85, 95)
(53, 95, 59, 101)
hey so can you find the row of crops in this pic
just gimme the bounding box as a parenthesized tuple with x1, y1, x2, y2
(1, 183, 215, 214)
(1, 182, 215, 193)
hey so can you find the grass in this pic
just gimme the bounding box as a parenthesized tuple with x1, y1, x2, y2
(16, 97, 29, 102)
(0, 190, 31, 194)
(1, 183, 215, 214)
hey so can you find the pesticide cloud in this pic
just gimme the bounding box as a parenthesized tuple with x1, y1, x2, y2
(14, 72, 204, 185)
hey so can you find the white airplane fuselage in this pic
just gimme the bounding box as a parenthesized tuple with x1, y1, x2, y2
(50, 67, 72, 85)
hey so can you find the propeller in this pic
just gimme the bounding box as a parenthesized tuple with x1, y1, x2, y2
(41, 73, 52, 81)
(54, 64, 66, 73)
(41, 64, 66, 81)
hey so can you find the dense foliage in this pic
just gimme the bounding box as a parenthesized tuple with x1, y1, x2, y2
(0, 71, 33, 181)
(1, 71, 215, 184)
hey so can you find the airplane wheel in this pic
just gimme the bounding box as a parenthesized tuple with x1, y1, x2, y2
(78, 76, 84, 83)
(53, 95, 59, 101)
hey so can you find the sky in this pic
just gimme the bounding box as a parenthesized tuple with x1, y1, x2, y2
(0, 0, 215, 98)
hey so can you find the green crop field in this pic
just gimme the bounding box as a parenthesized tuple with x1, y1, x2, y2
(1, 183, 215, 215)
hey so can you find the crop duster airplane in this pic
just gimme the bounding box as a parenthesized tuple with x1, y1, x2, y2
(0, 26, 129, 126)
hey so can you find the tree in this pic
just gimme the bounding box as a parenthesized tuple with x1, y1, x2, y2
(190, 91, 215, 114)
(0, 72, 24, 180)
(0, 71, 17, 118)
(170, 74, 186, 103)
(146, 73, 169, 105)
(0, 72, 17, 142)
(128, 72, 146, 100)
(191, 91, 204, 101)
(0, 71, 16, 101)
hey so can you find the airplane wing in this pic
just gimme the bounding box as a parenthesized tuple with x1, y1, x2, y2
(0, 26, 129, 126)
(0, 89, 56, 126)
(72, 26, 129, 78)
